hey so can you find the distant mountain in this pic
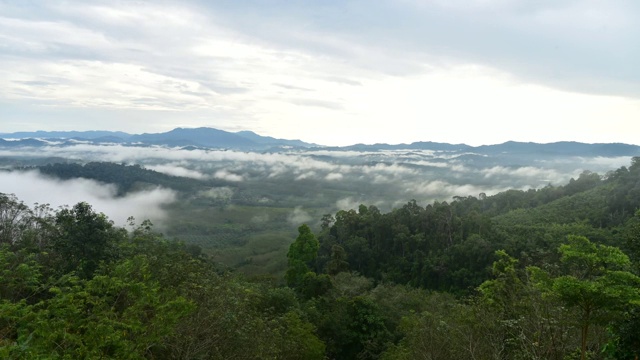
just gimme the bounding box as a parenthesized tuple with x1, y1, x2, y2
(129, 127, 255, 148)
(0, 130, 131, 140)
(1, 128, 639, 157)
(0, 127, 316, 150)
(129, 127, 318, 149)
(84, 136, 130, 144)
(0, 138, 49, 147)
(337, 141, 471, 152)
(336, 141, 640, 157)
(235, 130, 317, 148)
(474, 141, 640, 157)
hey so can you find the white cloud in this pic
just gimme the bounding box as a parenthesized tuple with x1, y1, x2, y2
(0, 170, 176, 226)
(1, 1, 638, 146)
(213, 169, 244, 182)
(295, 171, 317, 181)
(335, 197, 362, 212)
(482, 166, 563, 181)
(287, 206, 312, 225)
(407, 179, 508, 201)
(325, 173, 344, 181)
(145, 163, 208, 179)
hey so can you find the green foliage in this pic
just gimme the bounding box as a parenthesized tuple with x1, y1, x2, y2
(2, 258, 193, 359)
(478, 250, 522, 308)
(381, 294, 505, 360)
(1, 156, 639, 359)
(0, 193, 31, 246)
(309, 294, 392, 360)
(605, 307, 640, 360)
(53, 202, 127, 278)
(530, 236, 640, 360)
(623, 211, 640, 273)
(0, 245, 41, 302)
(1, 197, 327, 360)
(325, 244, 349, 275)
(286, 224, 320, 289)
(478, 250, 579, 359)
(36, 162, 206, 195)
(316, 200, 499, 293)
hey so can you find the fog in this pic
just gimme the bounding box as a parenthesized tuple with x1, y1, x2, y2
(288, 206, 312, 225)
(1, 142, 635, 266)
(0, 143, 634, 217)
(0, 170, 176, 227)
(146, 163, 209, 179)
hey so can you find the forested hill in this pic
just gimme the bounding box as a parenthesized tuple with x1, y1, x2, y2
(330, 141, 640, 157)
(310, 157, 640, 294)
(2, 127, 640, 156)
(33, 162, 213, 195)
(1, 158, 639, 359)
(0, 127, 317, 150)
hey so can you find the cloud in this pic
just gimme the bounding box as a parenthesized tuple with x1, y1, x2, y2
(145, 163, 208, 179)
(335, 197, 362, 212)
(325, 173, 344, 181)
(295, 171, 317, 181)
(213, 169, 244, 182)
(0, 142, 634, 216)
(0, 170, 176, 227)
(560, 156, 633, 172)
(407, 180, 508, 202)
(198, 187, 234, 200)
(481, 166, 565, 183)
(287, 206, 312, 225)
(360, 163, 417, 175)
(1, 1, 638, 147)
(288, 98, 344, 110)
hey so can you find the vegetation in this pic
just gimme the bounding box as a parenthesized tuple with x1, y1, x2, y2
(1, 157, 639, 359)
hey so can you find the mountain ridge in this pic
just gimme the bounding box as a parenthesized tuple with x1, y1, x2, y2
(1, 128, 640, 157)
(0, 127, 317, 151)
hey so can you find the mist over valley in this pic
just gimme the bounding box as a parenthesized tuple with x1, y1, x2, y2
(3, 1, 640, 357)
(1, 127, 638, 272)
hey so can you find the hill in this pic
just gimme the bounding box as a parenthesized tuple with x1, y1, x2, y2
(0, 127, 317, 150)
(2, 128, 640, 156)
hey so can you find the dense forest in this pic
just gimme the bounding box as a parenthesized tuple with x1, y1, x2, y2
(2, 157, 640, 359)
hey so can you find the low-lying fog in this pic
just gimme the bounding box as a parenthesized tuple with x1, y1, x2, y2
(0, 143, 633, 227)
(0, 170, 176, 227)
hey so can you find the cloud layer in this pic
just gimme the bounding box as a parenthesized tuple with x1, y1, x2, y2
(0, 170, 176, 227)
(2, 144, 632, 215)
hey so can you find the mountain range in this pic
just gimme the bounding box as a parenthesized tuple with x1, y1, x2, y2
(0, 127, 316, 151)
(1, 128, 640, 157)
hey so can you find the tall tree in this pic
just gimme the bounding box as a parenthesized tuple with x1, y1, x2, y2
(530, 235, 640, 360)
(286, 224, 320, 288)
(53, 202, 126, 278)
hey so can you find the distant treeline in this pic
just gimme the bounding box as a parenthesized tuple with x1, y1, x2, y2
(33, 162, 209, 194)
(313, 157, 640, 294)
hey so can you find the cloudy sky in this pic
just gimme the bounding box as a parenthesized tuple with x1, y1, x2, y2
(1, 0, 638, 146)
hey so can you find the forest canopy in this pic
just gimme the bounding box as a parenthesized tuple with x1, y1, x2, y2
(1, 157, 639, 359)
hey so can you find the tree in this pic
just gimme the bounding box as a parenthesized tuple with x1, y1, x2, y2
(286, 224, 320, 289)
(4, 257, 193, 359)
(325, 244, 349, 275)
(530, 235, 640, 360)
(479, 250, 576, 358)
(0, 193, 30, 245)
(53, 202, 126, 278)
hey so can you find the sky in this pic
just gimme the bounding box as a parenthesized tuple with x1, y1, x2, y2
(1, 0, 639, 146)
